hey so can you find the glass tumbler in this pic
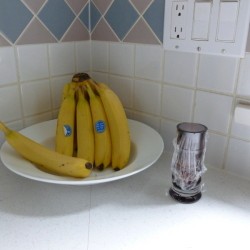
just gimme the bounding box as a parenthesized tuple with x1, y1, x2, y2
(169, 123, 208, 203)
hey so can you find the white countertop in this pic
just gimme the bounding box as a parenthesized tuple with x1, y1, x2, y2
(1, 151, 250, 250)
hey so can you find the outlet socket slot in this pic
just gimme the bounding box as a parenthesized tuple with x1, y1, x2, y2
(170, 1, 188, 39)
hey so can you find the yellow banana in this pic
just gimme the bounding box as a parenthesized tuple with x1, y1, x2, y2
(85, 83, 111, 169)
(55, 83, 76, 156)
(62, 82, 70, 100)
(94, 82, 131, 170)
(0, 121, 92, 178)
(76, 87, 94, 163)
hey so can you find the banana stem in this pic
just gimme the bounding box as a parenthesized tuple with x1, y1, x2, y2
(0, 121, 11, 135)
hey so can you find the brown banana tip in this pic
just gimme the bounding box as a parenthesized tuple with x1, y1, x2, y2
(85, 162, 93, 170)
(97, 164, 104, 171)
(114, 167, 120, 172)
(72, 73, 90, 83)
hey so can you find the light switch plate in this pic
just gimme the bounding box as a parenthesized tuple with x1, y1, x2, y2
(163, 0, 250, 57)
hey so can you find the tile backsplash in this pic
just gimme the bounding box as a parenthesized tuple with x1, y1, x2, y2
(0, 0, 250, 180)
(0, 41, 91, 126)
(91, 42, 250, 179)
(0, 0, 90, 45)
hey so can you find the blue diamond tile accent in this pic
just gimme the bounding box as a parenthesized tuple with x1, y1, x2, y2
(143, 0, 165, 42)
(38, 0, 76, 40)
(105, 0, 139, 40)
(90, 2, 102, 31)
(0, 0, 33, 43)
(79, 3, 90, 30)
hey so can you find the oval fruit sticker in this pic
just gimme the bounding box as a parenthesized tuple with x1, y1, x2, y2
(63, 125, 72, 136)
(95, 120, 105, 133)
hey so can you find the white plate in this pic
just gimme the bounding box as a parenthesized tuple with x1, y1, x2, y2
(0, 119, 164, 185)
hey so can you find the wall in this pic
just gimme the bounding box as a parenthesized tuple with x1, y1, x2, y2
(0, 0, 250, 179)
(0, 0, 91, 136)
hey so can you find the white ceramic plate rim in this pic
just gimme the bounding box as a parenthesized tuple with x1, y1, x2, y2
(0, 119, 164, 185)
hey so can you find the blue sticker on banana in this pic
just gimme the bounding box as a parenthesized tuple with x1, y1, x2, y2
(95, 120, 105, 133)
(63, 125, 72, 136)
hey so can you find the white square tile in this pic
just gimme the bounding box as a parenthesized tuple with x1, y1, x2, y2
(24, 112, 53, 127)
(0, 85, 22, 122)
(197, 54, 239, 94)
(125, 109, 134, 120)
(91, 72, 109, 83)
(237, 53, 250, 97)
(108, 75, 133, 108)
(130, 112, 161, 132)
(0, 47, 18, 85)
(160, 119, 178, 153)
(163, 50, 198, 87)
(76, 41, 91, 72)
(50, 75, 72, 109)
(231, 108, 250, 141)
(49, 43, 75, 76)
(109, 43, 134, 77)
(91, 41, 108, 72)
(226, 138, 250, 178)
(162, 85, 194, 122)
(205, 132, 227, 168)
(21, 80, 51, 116)
(194, 91, 233, 133)
(134, 79, 161, 115)
(135, 44, 163, 81)
(7, 120, 24, 131)
(17, 44, 49, 82)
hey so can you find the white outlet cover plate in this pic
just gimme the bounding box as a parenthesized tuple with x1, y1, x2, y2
(163, 0, 250, 57)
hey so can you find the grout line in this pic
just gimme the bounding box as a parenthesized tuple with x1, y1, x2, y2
(132, 43, 136, 109)
(191, 53, 200, 122)
(222, 57, 242, 169)
(159, 48, 166, 135)
(90, 40, 93, 75)
(73, 41, 77, 73)
(13, 45, 25, 127)
(17, 0, 59, 44)
(159, 49, 166, 119)
(15, 16, 35, 45)
(46, 43, 55, 115)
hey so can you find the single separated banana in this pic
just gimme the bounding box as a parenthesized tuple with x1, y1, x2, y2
(0, 121, 92, 178)
(93, 81, 131, 170)
(76, 87, 94, 163)
(55, 83, 76, 156)
(85, 83, 111, 169)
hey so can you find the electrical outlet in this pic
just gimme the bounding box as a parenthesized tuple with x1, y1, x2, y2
(170, 1, 188, 39)
(164, 0, 250, 57)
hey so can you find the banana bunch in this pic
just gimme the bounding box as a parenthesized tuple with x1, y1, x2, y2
(0, 121, 92, 178)
(56, 73, 131, 171)
(55, 82, 76, 156)
(91, 80, 131, 170)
